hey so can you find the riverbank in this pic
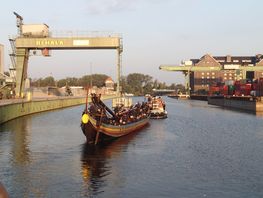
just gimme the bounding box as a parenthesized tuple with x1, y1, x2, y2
(0, 95, 115, 124)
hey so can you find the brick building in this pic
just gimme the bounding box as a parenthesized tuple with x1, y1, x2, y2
(189, 54, 263, 93)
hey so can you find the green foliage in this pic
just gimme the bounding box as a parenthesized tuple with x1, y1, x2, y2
(30, 73, 185, 95)
(120, 73, 185, 96)
(80, 74, 108, 87)
(57, 79, 67, 87)
(174, 84, 186, 93)
(121, 73, 152, 95)
(31, 76, 55, 87)
(31, 74, 108, 88)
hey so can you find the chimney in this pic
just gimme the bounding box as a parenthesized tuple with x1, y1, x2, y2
(0, 44, 4, 74)
(226, 55, 231, 63)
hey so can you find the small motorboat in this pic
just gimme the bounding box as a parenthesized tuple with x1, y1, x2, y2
(147, 96, 168, 119)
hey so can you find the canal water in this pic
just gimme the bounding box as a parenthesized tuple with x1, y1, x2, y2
(1, 97, 263, 198)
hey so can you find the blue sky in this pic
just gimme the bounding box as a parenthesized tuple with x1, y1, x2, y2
(1, 0, 263, 84)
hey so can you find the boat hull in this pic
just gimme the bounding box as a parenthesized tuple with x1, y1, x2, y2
(81, 113, 150, 144)
(150, 110, 167, 119)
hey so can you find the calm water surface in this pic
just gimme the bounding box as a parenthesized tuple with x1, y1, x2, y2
(1, 97, 263, 197)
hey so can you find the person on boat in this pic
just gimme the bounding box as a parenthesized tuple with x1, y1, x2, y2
(87, 94, 150, 127)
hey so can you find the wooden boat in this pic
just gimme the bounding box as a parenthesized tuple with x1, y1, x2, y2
(147, 96, 168, 119)
(81, 94, 150, 144)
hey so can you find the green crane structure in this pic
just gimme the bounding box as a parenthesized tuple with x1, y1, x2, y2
(11, 12, 123, 98)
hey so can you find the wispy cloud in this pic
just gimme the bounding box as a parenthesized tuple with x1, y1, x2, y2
(85, 0, 175, 15)
(86, 0, 138, 15)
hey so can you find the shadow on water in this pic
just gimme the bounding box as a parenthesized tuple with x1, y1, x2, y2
(80, 128, 145, 197)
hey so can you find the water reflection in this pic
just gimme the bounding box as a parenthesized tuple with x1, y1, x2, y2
(1, 98, 263, 197)
(0, 116, 34, 196)
(169, 98, 263, 118)
(81, 131, 141, 197)
(256, 112, 263, 117)
(0, 116, 32, 165)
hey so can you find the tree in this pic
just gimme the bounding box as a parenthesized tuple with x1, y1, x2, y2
(57, 79, 67, 87)
(41, 76, 55, 86)
(125, 73, 153, 96)
(64, 77, 79, 86)
(152, 80, 159, 89)
(30, 76, 55, 87)
(28, 73, 183, 96)
(169, 83, 176, 90)
(80, 74, 108, 87)
(174, 84, 185, 94)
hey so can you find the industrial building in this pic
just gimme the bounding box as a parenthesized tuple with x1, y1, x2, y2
(0, 44, 3, 74)
(188, 54, 263, 94)
(0, 44, 5, 87)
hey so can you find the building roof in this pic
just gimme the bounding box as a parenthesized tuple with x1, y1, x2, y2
(191, 54, 263, 66)
(192, 54, 221, 67)
(105, 77, 114, 83)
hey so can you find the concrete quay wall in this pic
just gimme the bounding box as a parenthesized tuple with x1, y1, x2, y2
(208, 96, 263, 113)
(0, 97, 86, 124)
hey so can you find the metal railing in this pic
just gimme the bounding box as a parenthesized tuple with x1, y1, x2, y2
(50, 30, 122, 38)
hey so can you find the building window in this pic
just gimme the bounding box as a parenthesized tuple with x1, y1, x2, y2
(212, 76, 215, 79)
(202, 72, 204, 75)
(224, 73, 227, 76)
(224, 77, 227, 80)
(207, 76, 210, 79)
(212, 72, 215, 75)
(242, 60, 251, 63)
(229, 73, 232, 76)
(229, 77, 232, 80)
(207, 72, 210, 75)
(202, 76, 204, 79)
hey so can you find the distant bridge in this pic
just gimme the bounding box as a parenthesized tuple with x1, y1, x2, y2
(152, 89, 175, 95)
